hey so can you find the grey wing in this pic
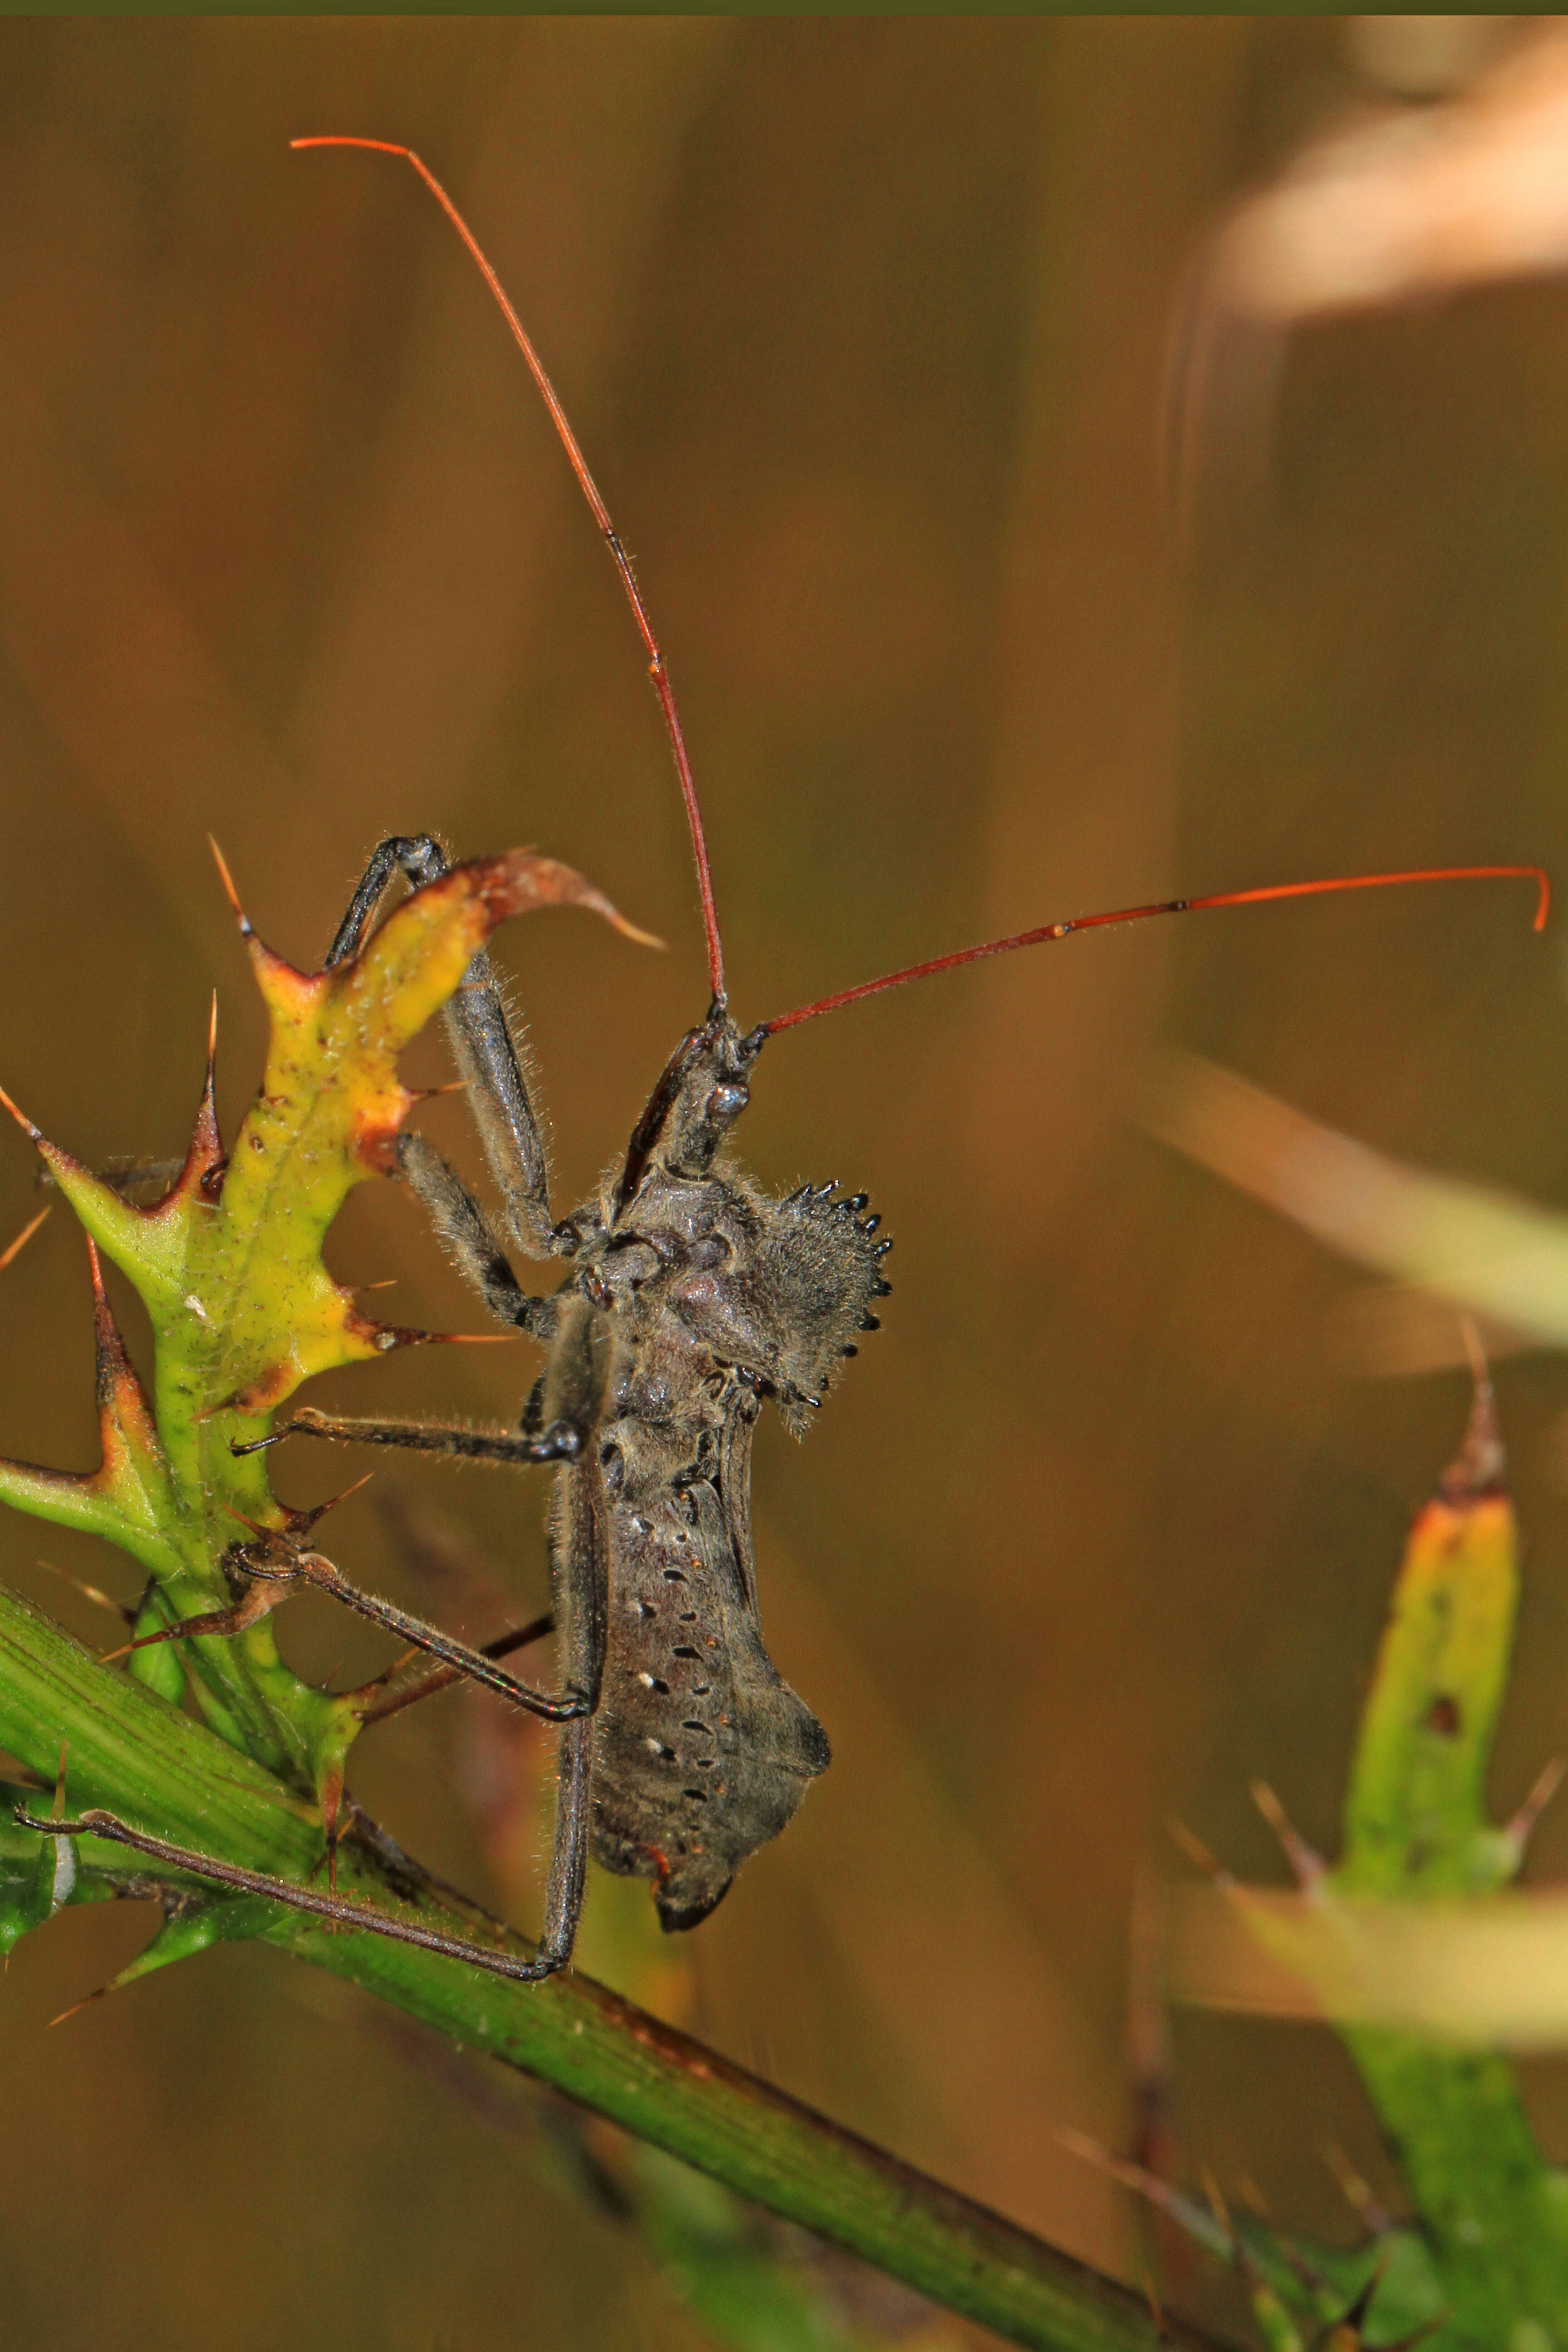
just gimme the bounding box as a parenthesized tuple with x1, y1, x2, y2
(589, 1401, 828, 1931)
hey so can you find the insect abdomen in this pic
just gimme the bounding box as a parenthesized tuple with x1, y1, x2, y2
(589, 1481, 828, 1931)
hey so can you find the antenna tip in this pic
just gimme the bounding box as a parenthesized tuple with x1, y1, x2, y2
(291, 135, 412, 162)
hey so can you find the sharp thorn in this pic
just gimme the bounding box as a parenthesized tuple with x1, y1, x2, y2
(1251, 1780, 1323, 1888)
(859, 1314, 880, 1332)
(841, 1344, 858, 1358)
(289, 1472, 375, 1534)
(207, 836, 253, 937)
(1166, 1815, 1232, 1884)
(0, 1083, 42, 1144)
(859, 1213, 881, 1235)
(1506, 1755, 1565, 1852)
(0, 1205, 50, 1271)
(48, 1987, 109, 2030)
(1321, 2141, 1392, 2236)
(34, 1557, 127, 1622)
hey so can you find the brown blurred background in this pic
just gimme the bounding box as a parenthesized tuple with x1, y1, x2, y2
(1, 17, 1567, 2349)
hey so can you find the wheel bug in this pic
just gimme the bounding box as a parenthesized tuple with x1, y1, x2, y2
(25, 137, 1549, 1987)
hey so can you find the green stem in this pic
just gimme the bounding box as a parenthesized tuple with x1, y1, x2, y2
(0, 1579, 1213, 2352)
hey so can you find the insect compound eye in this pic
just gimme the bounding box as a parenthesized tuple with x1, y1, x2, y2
(705, 1082, 749, 1122)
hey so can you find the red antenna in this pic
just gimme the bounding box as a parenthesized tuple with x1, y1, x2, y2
(294, 136, 728, 1007)
(761, 864, 1550, 1034)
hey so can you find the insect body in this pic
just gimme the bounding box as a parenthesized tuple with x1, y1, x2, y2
(558, 1080, 880, 1931)
(269, 906, 886, 1936)
(26, 139, 1548, 1986)
(210, 822, 891, 1953)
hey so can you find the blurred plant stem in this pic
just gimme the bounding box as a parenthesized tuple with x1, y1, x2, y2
(1139, 1387, 1568, 2347)
(0, 1579, 1213, 2352)
(0, 839, 1214, 2352)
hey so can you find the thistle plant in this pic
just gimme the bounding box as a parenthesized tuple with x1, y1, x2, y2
(0, 848, 1198, 2352)
(1113, 1383, 1568, 2349)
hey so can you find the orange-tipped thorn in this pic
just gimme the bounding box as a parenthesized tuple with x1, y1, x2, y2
(0, 1082, 41, 1143)
(603, 909, 666, 953)
(48, 1987, 109, 2030)
(207, 835, 253, 938)
(0, 1205, 49, 1271)
(1198, 2166, 1232, 2240)
(286, 1472, 375, 1539)
(1251, 1780, 1324, 1890)
(1505, 1755, 1565, 1854)
(223, 1504, 281, 1542)
(34, 1558, 127, 1623)
(368, 1324, 522, 1353)
(1166, 1815, 1231, 1885)
(1321, 2141, 1392, 2237)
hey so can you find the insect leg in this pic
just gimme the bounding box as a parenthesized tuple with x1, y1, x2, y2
(396, 1133, 557, 1337)
(16, 1807, 563, 1984)
(242, 1287, 611, 1471)
(328, 834, 559, 1259)
(234, 1409, 583, 1465)
(533, 1458, 609, 1971)
(352, 1482, 557, 1723)
(226, 1299, 612, 1725)
(225, 1538, 590, 1725)
(359, 1608, 555, 1725)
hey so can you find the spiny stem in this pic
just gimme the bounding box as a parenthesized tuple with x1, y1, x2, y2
(0, 1577, 1216, 2352)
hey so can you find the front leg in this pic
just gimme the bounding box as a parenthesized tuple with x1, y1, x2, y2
(328, 835, 561, 1260)
(239, 1292, 614, 1470)
(234, 1407, 589, 1466)
(396, 1132, 557, 1340)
